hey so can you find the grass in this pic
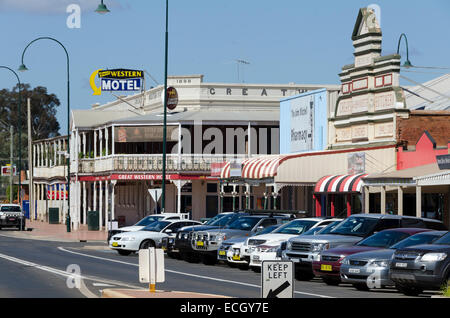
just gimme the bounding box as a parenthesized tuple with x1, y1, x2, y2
(442, 280, 450, 297)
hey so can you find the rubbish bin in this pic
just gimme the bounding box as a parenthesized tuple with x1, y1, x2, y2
(49, 208, 59, 224)
(87, 210, 99, 231)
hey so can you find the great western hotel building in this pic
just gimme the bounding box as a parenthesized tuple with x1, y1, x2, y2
(31, 75, 338, 230)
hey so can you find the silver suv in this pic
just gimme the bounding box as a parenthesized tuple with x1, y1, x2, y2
(0, 204, 26, 230)
(282, 214, 447, 280)
(192, 212, 294, 265)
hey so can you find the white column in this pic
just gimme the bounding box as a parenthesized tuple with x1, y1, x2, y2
(398, 186, 403, 216)
(105, 128, 109, 157)
(177, 180, 181, 214)
(83, 132, 86, 157)
(83, 181, 87, 225)
(99, 180, 103, 229)
(381, 186, 386, 214)
(416, 186, 422, 218)
(99, 129, 103, 158)
(105, 180, 109, 231)
(93, 181, 97, 212)
(112, 126, 115, 155)
(53, 141, 57, 166)
(364, 186, 370, 214)
(94, 130, 97, 159)
(111, 180, 116, 221)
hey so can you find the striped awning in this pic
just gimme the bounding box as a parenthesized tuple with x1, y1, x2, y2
(314, 174, 368, 193)
(219, 156, 283, 179)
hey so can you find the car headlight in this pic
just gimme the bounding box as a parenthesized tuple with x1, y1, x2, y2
(312, 243, 330, 252)
(420, 253, 447, 262)
(369, 260, 389, 267)
(216, 234, 226, 241)
(286, 241, 292, 251)
(121, 237, 135, 241)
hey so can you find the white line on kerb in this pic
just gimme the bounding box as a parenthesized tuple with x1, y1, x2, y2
(58, 247, 333, 298)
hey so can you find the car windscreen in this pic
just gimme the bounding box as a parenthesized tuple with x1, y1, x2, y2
(433, 232, 450, 245)
(135, 216, 163, 226)
(303, 226, 325, 235)
(204, 214, 225, 225)
(356, 231, 410, 248)
(329, 217, 379, 237)
(0, 206, 21, 212)
(256, 224, 280, 235)
(318, 221, 342, 234)
(225, 217, 261, 231)
(273, 220, 317, 235)
(390, 233, 444, 249)
(142, 221, 171, 232)
(213, 213, 242, 227)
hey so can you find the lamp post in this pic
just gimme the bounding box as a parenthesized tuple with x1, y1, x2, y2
(397, 33, 413, 68)
(98, 1, 170, 212)
(0, 66, 22, 205)
(19, 37, 71, 232)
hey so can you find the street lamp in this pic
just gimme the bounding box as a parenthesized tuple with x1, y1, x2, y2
(397, 33, 413, 68)
(95, 0, 110, 14)
(98, 1, 170, 213)
(19, 37, 72, 232)
(0, 66, 22, 205)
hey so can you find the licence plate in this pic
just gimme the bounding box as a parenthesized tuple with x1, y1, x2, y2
(232, 255, 241, 261)
(162, 246, 167, 251)
(395, 262, 407, 268)
(321, 264, 332, 271)
(196, 241, 204, 247)
(218, 250, 226, 256)
(112, 242, 118, 247)
(349, 268, 360, 274)
(9, 218, 16, 221)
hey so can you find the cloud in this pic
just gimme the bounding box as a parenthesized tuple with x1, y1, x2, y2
(0, 0, 124, 15)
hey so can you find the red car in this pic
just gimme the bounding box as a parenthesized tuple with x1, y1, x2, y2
(312, 228, 431, 285)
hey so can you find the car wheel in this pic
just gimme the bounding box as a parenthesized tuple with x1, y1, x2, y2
(396, 284, 423, 296)
(251, 266, 261, 273)
(117, 250, 132, 256)
(353, 283, 370, 291)
(139, 240, 155, 250)
(295, 270, 314, 281)
(323, 277, 340, 286)
(202, 254, 217, 266)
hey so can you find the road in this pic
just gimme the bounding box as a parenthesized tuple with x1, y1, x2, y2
(0, 233, 440, 298)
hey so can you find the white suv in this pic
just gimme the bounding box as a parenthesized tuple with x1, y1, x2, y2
(0, 204, 26, 230)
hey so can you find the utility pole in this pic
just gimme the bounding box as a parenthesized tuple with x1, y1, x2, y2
(28, 98, 33, 221)
(10, 126, 13, 203)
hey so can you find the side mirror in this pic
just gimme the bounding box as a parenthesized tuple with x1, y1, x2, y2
(256, 226, 264, 232)
(165, 229, 173, 234)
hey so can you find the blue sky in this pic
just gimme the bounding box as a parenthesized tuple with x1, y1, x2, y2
(0, 0, 449, 134)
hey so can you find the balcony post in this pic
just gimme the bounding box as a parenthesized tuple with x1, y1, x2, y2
(99, 129, 103, 158)
(99, 180, 103, 230)
(105, 127, 109, 157)
(94, 130, 97, 159)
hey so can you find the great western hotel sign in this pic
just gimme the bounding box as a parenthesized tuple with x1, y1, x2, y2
(90, 68, 144, 95)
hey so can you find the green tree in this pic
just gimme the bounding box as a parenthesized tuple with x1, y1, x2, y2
(0, 83, 60, 198)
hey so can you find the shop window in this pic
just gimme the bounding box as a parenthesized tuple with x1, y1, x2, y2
(207, 183, 218, 193)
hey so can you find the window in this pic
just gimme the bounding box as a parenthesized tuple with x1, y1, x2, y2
(374, 218, 401, 232)
(258, 218, 278, 229)
(401, 218, 426, 229)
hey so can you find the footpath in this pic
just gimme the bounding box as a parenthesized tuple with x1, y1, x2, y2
(1, 219, 229, 299)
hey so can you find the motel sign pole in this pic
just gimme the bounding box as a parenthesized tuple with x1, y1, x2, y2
(161, 0, 169, 213)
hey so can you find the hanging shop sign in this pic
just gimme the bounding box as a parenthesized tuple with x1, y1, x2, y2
(162, 86, 179, 110)
(90, 68, 144, 95)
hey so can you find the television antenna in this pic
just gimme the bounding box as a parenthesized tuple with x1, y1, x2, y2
(235, 59, 250, 83)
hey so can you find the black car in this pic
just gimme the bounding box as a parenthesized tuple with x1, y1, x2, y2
(390, 231, 450, 296)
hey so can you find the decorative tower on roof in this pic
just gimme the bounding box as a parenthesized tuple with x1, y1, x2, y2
(329, 7, 408, 149)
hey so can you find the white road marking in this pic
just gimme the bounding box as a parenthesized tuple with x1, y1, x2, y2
(58, 247, 333, 298)
(0, 251, 141, 298)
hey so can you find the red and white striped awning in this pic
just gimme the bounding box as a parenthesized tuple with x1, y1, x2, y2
(314, 174, 368, 193)
(219, 156, 283, 179)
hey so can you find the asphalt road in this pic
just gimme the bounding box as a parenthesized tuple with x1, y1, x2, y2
(0, 233, 441, 298)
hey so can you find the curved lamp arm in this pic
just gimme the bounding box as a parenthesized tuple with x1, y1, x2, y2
(396, 33, 412, 67)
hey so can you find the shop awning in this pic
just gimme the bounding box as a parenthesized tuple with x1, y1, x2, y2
(219, 156, 283, 179)
(314, 173, 368, 193)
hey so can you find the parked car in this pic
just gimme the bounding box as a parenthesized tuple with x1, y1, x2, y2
(248, 218, 343, 270)
(313, 228, 432, 285)
(0, 204, 26, 230)
(107, 212, 189, 241)
(282, 214, 447, 281)
(109, 219, 201, 255)
(218, 224, 281, 269)
(340, 230, 447, 290)
(390, 231, 450, 296)
(191, 211, 295, 265)
(162, 212, 238, 260)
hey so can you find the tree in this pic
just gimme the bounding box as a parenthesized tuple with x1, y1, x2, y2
(0, 83, 60, 198)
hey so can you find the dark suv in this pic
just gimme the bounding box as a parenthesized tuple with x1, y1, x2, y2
(390, 231, 450, 296)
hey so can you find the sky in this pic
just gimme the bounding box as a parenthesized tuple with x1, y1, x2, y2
(0, 0, 449, 135)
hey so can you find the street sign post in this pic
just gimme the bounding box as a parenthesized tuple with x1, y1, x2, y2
(139, 247, 165, 292)
(261, 260, 294, 298)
